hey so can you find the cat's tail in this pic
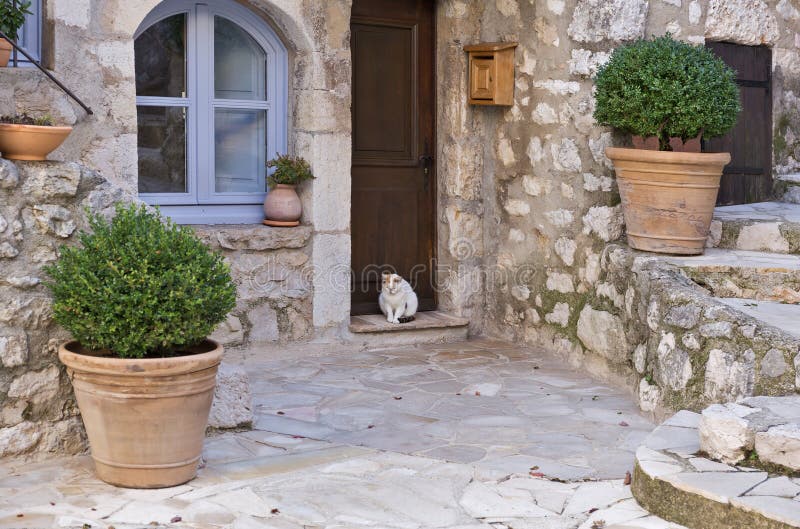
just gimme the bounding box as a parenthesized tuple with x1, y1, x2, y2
(398, 315, 415, 324)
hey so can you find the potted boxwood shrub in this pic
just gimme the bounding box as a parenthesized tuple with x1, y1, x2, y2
(0, 0, 32, 67)
(594, 35, 741, 255)
(263, 153, 314, 227)
(0, 113, 73, 160)
(46, 203, 236, 488)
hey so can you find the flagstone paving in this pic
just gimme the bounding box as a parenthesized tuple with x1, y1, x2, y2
(0, 339, 685, 529)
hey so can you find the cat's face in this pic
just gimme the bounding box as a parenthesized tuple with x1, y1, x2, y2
(382, 273, 403, 295)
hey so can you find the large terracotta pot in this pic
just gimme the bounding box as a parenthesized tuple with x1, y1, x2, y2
(606, 147, 731, 255)
(0, 38, 12, 67)
(0, 124, 73, 160)
(58, 340, 223, 489)
(263, 183, 302, 224)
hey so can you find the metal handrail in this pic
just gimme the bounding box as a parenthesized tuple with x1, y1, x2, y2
(0, 29, 93, 115)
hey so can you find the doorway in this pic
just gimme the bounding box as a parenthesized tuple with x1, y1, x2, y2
(350, 0, 437, 315)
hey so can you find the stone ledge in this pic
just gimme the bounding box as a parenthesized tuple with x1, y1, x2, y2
(192, 224, 313, 251)
(632, 412, 800, 529)
(349, 311, 469, 333)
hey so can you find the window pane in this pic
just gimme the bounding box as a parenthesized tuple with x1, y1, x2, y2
(137, 106, 187, 193)
(135, 14, 186, 97)
(215, 108, 266, 193)
(214, 17, 266, 100)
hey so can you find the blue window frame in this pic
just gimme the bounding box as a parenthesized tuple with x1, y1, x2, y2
(10, 0, 41, 66)
(134, 0, 288, 224)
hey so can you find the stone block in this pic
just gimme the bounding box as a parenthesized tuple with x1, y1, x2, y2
(582, 205, 624, 242)
(29, 205, 76, 238)
(8, 365, 60, 401)
(0, 421, 41, 457)
(761, 349, 789, 378)
(577, 305, 627, 363)
(755, 424, 800, 471)
(0, 159, 18, 188)
(699, 403, 758, 464)
(568, 0, 648, 43)
(210, 315, 244, 347)
(208, 363, 253, 429)
(704, 349, 756, 402)
(0, 333, 28, 368)
(664, 304, 701, 329)
(247, 304, 279, 343)
(207, 226, 312, 251)
(312, 233, 350, 328)
(19, 162, 81, 200)
(705, 0, 779, 46)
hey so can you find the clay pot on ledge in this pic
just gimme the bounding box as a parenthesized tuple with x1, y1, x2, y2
(606, 146, 731, 255)
(58, 340, 223, 488)
(0, 123, 73, 160)
(263, 183, 302, 227)
(0, 38, 12, 67)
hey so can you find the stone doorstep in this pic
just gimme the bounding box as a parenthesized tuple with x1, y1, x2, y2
(710, 201, 800, 254)
(349, 311, 469, 333)
(634, 416, 800, 529)
(715, 298, 800, 338)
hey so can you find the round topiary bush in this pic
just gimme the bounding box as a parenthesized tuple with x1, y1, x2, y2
(594, 34, 741, 151)
(45, 203, 236, 359)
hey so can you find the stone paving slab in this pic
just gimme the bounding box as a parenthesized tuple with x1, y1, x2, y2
(710, 201, 800, 254)
(245, 338, 654, 481)
(0, 434, 687, 529)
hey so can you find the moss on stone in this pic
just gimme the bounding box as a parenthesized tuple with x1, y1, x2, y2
(632, 462, 793, 529)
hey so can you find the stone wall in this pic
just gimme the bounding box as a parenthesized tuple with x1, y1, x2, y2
(457, 0, 800, 415)
(0, 159, 130, 458)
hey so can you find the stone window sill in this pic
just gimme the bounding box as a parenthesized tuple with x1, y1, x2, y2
(191, 224, 312, 251)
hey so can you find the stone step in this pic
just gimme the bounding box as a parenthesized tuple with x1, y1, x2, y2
(348, 311, 470, 347)
(633, 411, 800, 529)
(662, 249, 800, 303)
(709, 201, 800, 254)
(715, 297, 800, 338)
(774, 174, 800, 204)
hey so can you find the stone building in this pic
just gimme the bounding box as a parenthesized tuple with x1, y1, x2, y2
(2, 0, 800, 458)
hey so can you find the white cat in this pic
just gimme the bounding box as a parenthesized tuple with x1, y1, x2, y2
(379, 272, 418, 324)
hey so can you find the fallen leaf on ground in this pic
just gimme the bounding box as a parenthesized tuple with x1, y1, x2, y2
(624, 471, 632, 485)
(170, 516, 182, 523)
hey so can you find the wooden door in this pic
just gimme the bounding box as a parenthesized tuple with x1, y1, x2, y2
(705, 42, 773, 205)
(350, 0, 436, 315)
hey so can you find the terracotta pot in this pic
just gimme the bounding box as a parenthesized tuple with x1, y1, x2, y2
(263, 183, 302, 222)
(0, 38, 11, 67)
(606, 147, 731, 255)
(0, 123, 73, 160)
(58, 340, 223, 488)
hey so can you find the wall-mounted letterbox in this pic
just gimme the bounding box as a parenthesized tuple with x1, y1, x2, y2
(464, 42, 518, 106)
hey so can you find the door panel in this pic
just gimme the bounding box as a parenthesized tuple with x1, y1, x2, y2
(705, 42, 772, 205)
(351, 0, 436, 315)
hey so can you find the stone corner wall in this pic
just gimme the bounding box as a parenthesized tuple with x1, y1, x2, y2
(466, 0, 800, 417)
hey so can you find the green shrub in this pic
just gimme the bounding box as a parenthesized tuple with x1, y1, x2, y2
(45, 203, 236, 359)
(266, 153, 314, 187)
(0, 0, 32, 41)
(594, 34, 741, 150)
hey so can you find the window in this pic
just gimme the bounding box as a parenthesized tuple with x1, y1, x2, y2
(134, 0, 288, 224)
(9, 0, 41, 66)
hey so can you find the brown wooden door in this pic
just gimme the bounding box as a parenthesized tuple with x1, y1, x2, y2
(350, 0, 436, 315)
(705, 42, 773, 205)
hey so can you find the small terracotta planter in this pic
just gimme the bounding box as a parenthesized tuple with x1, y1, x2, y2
(0, 123, 73, 160)
(0, 38, 12, 67)
(606, 147, 731, 255)
(59, 340, 223, 489)
(263, 183, 302, 227)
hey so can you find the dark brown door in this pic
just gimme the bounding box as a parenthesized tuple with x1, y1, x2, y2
(705, 42, 773, 205)
(350, 0, 436, 315)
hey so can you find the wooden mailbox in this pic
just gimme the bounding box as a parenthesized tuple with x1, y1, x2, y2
(464, 42, 518, 106)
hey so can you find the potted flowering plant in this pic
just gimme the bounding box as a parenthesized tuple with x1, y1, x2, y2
(0, 113, 73, 160)
(46, 203, 236, 488)
(0, 0, 32, 67)
(263, 153, 314, 227)
(594, 35, 740, 255)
